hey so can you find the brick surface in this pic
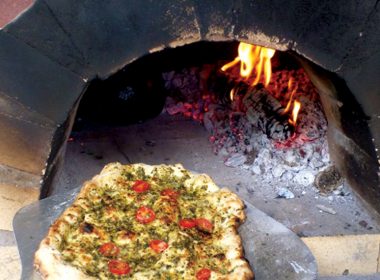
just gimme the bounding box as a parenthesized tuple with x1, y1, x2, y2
(0, 245, 20, 280)
(0, 183, 39, 231)
(0, 0, 34, 29)
(302, 235, 380, 276)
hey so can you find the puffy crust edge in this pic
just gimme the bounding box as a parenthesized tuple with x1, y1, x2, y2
(34, 181, 101, 279)
(34, 174, 105, 279)
(211, 189, 253, 280)
(34, 242, 94, 280)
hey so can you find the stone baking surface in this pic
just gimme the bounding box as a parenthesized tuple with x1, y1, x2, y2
(54, 114, 380, 237)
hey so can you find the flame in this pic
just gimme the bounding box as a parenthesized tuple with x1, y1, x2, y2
(287, 77, 293, 91)
(284, 92, 293, 113)
(222, 42, 303, 129)
(221, 57, 240, 72)
(289, 100, 301, 126)
(221, 42, 275, 87)
(229, 88, 235, 101)
(260, 47, 276, 86)
(283, 78, 298, 113)
(284, 88, 297, 113)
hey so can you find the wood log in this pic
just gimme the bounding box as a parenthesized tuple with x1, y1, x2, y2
(203, 67, 295, 141)
(241, 85, 294, 141)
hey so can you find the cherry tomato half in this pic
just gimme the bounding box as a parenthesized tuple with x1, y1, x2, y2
(196, 268, 211, 280)
(98, 242, 120, 257)
(179, 218, 197, 229)
(195, 218, 214, 233)
(136, 206, 156, 224)
(108, 260, 131, 275)
(161, 188, 179, 200)
(149, 239, 169, 253)
(132, 180, 150, 193)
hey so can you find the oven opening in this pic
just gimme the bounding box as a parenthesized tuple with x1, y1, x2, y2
(49, 41, 380, 237)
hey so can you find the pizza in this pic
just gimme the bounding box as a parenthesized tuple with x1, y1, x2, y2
(34, 163, 254, 279)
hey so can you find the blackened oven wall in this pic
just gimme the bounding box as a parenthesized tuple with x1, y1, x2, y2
(0, 0, 379, 211)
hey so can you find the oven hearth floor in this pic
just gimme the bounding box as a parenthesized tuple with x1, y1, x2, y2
(22, 113, 379, 279)
(1, 114, 379, 279)
(55, 114, 380, 237)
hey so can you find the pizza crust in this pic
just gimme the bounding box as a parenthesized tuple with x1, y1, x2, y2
(34, 163, 254, 279)
(35, 243, 94, 280)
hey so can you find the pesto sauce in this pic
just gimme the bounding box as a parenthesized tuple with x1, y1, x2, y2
(58, 165, 230, 279)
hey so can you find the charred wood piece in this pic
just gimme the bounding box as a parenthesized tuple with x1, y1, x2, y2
(242, 85, 294, 141)
(206, 69, 236, 105)
(204, 68, 294, 140)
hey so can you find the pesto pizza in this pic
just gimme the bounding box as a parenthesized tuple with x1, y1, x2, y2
(34, 163, 254, 279)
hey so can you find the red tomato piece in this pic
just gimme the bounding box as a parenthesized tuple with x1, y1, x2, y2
(132, 180, 150, 193)
(149, 239, 169, 253)
(161, 188, 179, 199)
(98, 242, 120, 257)
(196, 268, 211, 280)
(179, 218, 197, 229)
(195, 218, 214, 233)
(108, 260, 131, 275)
(136, 206, 156, 224)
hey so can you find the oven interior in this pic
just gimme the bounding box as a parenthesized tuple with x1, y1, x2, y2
(49, 41, 380, 237)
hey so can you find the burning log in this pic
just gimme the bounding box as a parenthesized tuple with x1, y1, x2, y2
(241, 84, 294, 141)
(204, 67, 295, 141)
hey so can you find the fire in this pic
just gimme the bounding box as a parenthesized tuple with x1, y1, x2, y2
(221, 42, 275, 87)
(222, 41, 302, 129)
(282, 78, 301, 126)
(229, 88, 235, 101)
(289, 100, 301, 126)
(284, 78, 296, 113)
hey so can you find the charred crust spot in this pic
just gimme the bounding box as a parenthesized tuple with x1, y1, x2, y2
(215, 253, 226, 260)
(160, 216, 173, 225)
(102, 195, 114, 205)
(137, 194, 147, 201)
(187, 261, 195, 268)
(81, 222, 94, 233)
(122, 231, 136, 239)
(197, 231, 212, 239)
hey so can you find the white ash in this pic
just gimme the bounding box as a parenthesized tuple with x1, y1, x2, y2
(224, 153, 247, 167)
(162, 64, 332, 196)
(277, 187, 295, 199)
(316, 204, 337, 215)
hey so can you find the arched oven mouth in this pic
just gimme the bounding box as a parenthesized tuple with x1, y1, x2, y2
(45, 40, 379, 237)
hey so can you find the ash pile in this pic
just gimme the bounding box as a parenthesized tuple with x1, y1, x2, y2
(162, 59, 336, 196)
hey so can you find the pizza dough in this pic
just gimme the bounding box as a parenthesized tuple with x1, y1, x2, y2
(34, 163, 254, 279)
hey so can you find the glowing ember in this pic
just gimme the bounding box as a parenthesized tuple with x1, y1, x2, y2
(221, 42, 275, 87)
(287, 77, 294, 90)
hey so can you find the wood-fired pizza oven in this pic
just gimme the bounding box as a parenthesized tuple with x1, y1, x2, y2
(0, 0, 380, 236)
